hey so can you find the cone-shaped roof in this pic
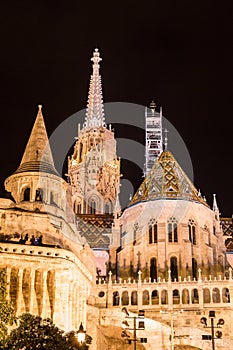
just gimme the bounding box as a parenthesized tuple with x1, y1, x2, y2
(15, 105, 58, 175)
(129, 150, 208, 207)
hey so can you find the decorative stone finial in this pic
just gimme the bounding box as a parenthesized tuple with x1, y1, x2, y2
(38, 104, 42, 111)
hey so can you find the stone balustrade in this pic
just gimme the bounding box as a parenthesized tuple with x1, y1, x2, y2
(90, 269, 233, 310)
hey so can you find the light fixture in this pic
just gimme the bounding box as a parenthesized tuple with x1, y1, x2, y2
(215, 330, 223, 339)
(138, 309, 145, 317)
(200, 317, 207, 326)
(121, 306, 129, 316)
(209, 310, 215, 318)
(217, 318, 225, 326)
(77, 322, 86, 344)
(122, 320, 130, 328)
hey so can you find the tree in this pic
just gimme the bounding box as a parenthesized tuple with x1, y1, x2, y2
(0, 268, 17, 348)
(5, 313, 92, 350)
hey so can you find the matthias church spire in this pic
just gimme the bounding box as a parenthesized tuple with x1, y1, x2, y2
(85, 49, 105, 129)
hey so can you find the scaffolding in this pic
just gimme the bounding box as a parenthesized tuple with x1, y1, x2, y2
(145, 101, 163, 176)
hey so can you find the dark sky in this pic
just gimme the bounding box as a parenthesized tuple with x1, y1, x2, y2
(0, 1, 232, 216)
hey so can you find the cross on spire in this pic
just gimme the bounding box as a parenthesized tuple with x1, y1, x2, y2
(85, 49, 105, 129)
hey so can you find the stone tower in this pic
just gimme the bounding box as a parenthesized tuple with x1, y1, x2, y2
(1, 105, 94, 331)
(5, 105, 67, 215)
(68, 49, 121, 276)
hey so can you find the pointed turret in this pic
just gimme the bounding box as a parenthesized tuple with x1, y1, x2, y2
(213, 193, 220, 220)
(213, 193, 219, 212)
(15, 105, 58, 175)
(84, 49, 105, 129)
(5, 106, 66, 210)
(129, 150, 208, 207)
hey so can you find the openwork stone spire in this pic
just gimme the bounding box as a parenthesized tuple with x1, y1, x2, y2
(85, 49, 105, 129)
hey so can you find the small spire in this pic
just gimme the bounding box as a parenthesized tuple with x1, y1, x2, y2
(160, 106, 162, 117)
(113, 193, 121, 218)
(164, 128, 168, 151)
(14, 105, 57, 175)
(85, 49, 105, 129)
(213, 193, 219, 212)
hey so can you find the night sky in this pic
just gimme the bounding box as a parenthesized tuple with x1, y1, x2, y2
(0, 1, 232, 216)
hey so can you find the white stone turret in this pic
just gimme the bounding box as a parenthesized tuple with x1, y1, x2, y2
(213, 193, 220, 221)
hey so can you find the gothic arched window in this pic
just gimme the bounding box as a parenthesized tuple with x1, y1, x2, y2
(35, 188, 43, 202)
(148, 220, 158, 244)
(212, 288, 220, 303)
(170, 256, 178, 281)
(131, 291, 138, 305)
(192, 258, 198, 280)
(173, 289, 180, 304)
(23, 188, 30, 202)
(150, 257, 157, 281)
(105, 202, 112, 214)
(113, 291, 119, 306)
(89, 199, 96, 214)
(188, 219, 196, 245)
(151, 290, 159, 305)
(50, 192, 55, 205)
(192, 288, 199, 304)
(133, 223, 139, 245)
(222, 288, 230, 303)
(168, 217, 178, 242)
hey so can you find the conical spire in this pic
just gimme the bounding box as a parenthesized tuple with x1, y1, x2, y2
(15, 105, 58, 175)
(129, 150, 208, 207)
(84, 49, 105, 129)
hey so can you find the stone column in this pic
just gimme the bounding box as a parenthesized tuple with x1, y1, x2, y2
(198, 285, 204, 309)
(16, 268, 24, 316)
(41, 270, 48, 318)
(6, 266, 11, 300)
(68, 281, 73, 330)
(107, 271, 113, 307)
(53, 272, 62, 326)
(29, 270, 36, 314)
(137, 270, 142, 308)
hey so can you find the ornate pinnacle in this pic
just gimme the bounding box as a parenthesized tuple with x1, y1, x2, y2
(91, 48, 102, 66)
(85, 49, 105, 129)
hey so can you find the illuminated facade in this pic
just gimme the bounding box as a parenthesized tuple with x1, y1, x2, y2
(0, 49, 233, 349)
(0, 105, 95, 332)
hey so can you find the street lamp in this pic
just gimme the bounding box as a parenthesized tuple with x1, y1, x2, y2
(200, 310, 224, 350)
(77, 323, 86, 349)
(121, 308, 147, 349)
(160, 309, 184, 350)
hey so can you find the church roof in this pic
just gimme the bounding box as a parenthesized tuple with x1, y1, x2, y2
(14, 105, 59, 176)
(129, 150, 208, 207)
